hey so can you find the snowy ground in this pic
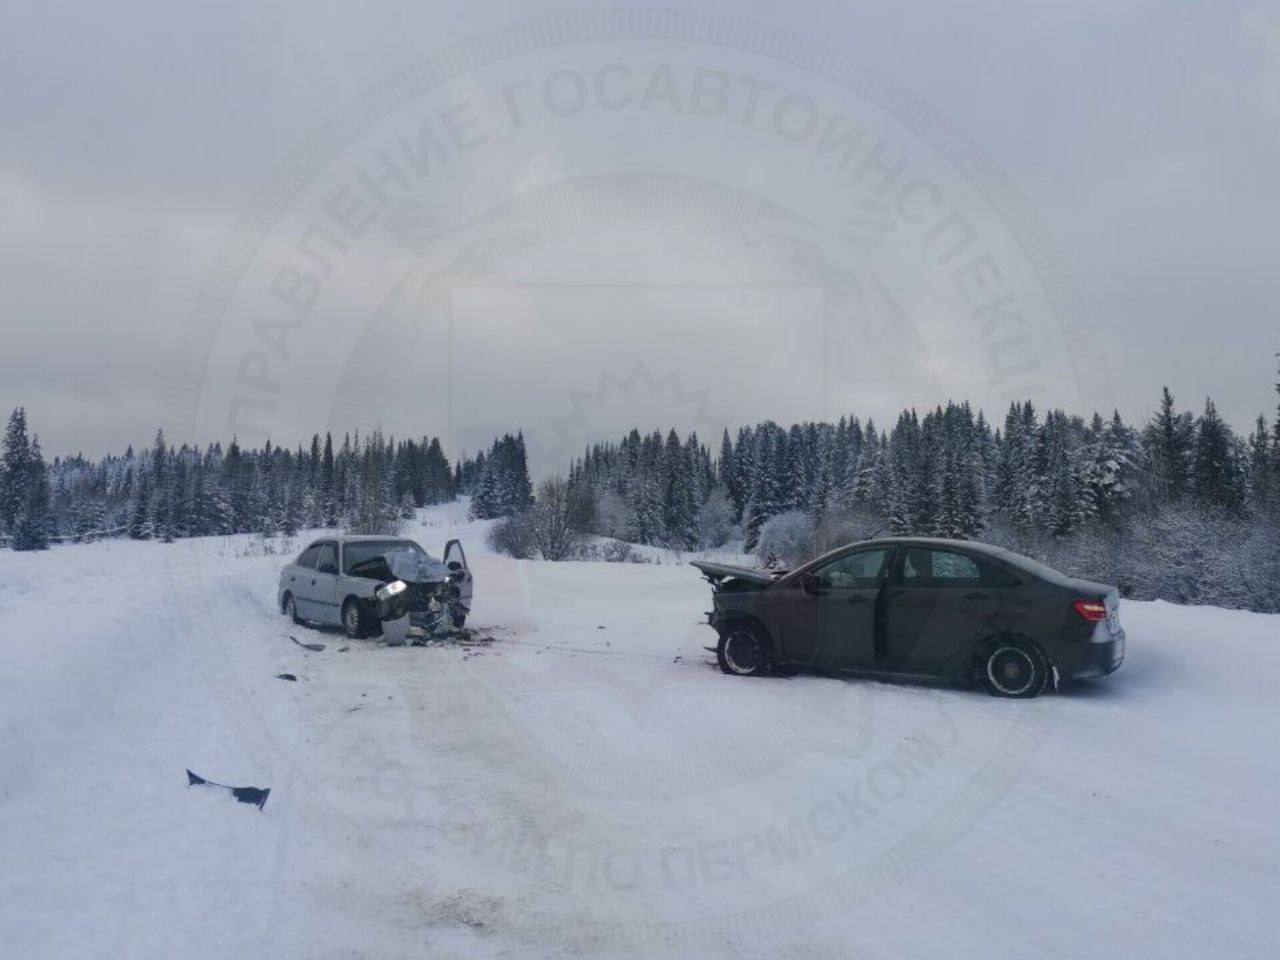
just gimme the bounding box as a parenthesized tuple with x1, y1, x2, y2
(2, 500, 1277, 959)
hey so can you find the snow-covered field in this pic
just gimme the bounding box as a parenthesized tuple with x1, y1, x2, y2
(2, 501, 1277, 959)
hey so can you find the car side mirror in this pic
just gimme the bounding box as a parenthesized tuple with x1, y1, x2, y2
(801, 573, 824, 595)
(447, 561, 463, 573)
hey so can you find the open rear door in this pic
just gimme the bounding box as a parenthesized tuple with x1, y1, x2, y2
(443, 539, 473, 624)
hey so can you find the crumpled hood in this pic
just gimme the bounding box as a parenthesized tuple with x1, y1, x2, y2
(386, 547, 451, 584)
(690, 560, 779, 586)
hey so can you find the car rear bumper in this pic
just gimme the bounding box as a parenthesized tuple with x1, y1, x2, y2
(1061, 632, 1125, 680)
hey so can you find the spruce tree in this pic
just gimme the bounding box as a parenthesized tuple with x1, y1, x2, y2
(1143, 387, 1194, 504)
(1271, 356, 1280, 516)
(627, 461, 664, 544)
(128, 469, 152, 540)
(661, 429, 699, 550)
(717, 429, 741, 519)
(1, 407, 32, 533)
(1192, 398, 1243, 510)
(1248, 416, 1272, 512)
(12, 435, 51, 550)
(320, 433, 336, 525)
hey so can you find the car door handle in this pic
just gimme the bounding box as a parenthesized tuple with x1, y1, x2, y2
(310, 579, 317, 586)
(964, 591, 991, 601)
(846, 596, 870, 604)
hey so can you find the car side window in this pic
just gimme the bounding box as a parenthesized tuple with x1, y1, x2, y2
(315, 543, 338, 575)
(812, 548, 890, 589)
(979, 560, 1020, 588)
(297, 545, 320, 569)
(900, 548, 982, 587)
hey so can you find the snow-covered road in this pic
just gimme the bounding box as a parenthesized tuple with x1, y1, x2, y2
(2, 503, 1277, 959)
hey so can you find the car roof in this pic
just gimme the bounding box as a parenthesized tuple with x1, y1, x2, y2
(308, 534, 415, 545)
(855, 536, 1011, 558)
(799, 536, 1034, 573)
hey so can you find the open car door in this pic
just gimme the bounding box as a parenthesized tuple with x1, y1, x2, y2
(443, 539, 473, 627)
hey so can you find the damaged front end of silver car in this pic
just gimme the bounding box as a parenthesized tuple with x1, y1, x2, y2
(374, 548, 463, 646)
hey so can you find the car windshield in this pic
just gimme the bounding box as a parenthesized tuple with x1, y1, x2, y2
(343, 539, 424, 578)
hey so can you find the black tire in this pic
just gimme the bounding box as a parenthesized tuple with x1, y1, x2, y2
(717, 623, 772, 677)
(980, 639, 1050, 698)
(341, 599, 368, 639)
(282, 592, 302, 625)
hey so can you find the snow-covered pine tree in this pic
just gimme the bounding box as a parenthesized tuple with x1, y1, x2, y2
(851, 419, 879, 509)
(128, 467, 152, 540)
(1143, 387, 1194, 505)
(1248, 415, 1272, 513)
(743, 424, 789, 550)
(717, 428, 740, 519)
(0, 407, 33, 535)
(508, 432, 534, 513)
(1270, 356, 1280, 518)
(661, 429, 699, 550)
(882, 451, 910, 535)
(946, 405, 986, 539)
(1084, 411, 1135, 520)
(424, 436, 452, 504)
(1000, 402, 1038, 535)
(1040, 412, 1080, 536)
(832, 416, 862, 511)
(627, 450, 664, 544)
(886, 410, 922, 533)
(12, 435, 51, 551)
(281, 477, 303, 535)
(163, 454, 189, 542)
(808, 422, 835, 521)
(934, 443, 965, 538)
(469, 460, 498, 519)
(1192, 398, 1245, 511)
(320, 432, 336, 526)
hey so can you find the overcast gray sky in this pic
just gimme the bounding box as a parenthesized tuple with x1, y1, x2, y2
(2, 0, 1277, 460)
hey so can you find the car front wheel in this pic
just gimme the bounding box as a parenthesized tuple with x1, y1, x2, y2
(342, 599, 368, 639)
(717, 625, 771, 677)
(981, 640, 1049, 698)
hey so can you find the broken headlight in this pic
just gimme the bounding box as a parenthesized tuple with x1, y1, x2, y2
(375, 579, 408, 602)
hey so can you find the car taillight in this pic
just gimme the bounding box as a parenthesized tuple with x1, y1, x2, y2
(1073, 600, 1108, 623)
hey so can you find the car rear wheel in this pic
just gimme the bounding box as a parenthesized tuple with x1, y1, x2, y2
(981, 640, 1049, 698)
(342, 599, 368, 639)
(282, 592, 301, 625)
(717, 625, 771, 677)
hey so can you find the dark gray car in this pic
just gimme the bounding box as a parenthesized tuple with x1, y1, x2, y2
(694, 538, 1124, 697)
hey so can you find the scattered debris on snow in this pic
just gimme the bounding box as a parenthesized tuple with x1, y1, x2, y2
(185, 769, 271, 810)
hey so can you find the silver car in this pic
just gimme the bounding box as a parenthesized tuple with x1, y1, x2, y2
(278, 535, 474, 640)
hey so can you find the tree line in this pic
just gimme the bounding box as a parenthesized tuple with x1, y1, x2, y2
(559, 366, 1280, 610)
(0, 417, 460, 547)
(4, 361, 1278, 610)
